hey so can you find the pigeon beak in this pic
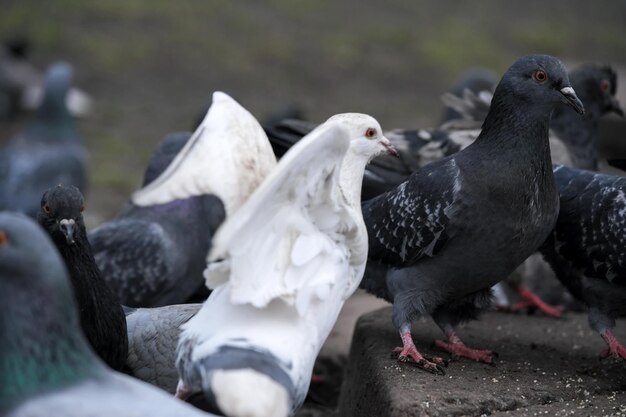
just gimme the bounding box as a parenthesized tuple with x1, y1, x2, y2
(380, 136, 399, 158)
(59, 219, 76, 245)
(559, 87, 585, 115)
(609, 97, 624, 117)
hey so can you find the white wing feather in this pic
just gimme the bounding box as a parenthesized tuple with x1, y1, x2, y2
(204, 124, 356, 312)
(132, 91, 277, 216)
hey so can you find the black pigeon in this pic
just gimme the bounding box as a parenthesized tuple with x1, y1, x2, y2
(540, 165, 626, 360)
(0, 212, 217, 417)
(0, 62, 87, 218)
(89, 132, 226, 307)
(37, 184, 128, 372)
(359, 55, 584, 373)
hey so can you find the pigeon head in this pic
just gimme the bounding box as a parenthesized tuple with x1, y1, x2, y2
(39, 62, 73, 112)
(495, 55, 584, 116)
(569, 64, 623, 119)
(37, 185, 85, 246)
(325, 113, 398, 159)
(142, 132, 192, 186)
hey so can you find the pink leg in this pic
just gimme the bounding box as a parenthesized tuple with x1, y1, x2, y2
(435, 328, 497, 364)
(393, 328, 447, 374)
(511, 287, 564, 318)
(175, 380, 191, 401)
(599, 329, 626, 360)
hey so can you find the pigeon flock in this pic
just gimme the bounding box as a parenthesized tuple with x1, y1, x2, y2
(1, 50, 625, 417)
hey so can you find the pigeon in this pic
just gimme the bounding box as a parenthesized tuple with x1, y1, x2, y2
(175, 114, 397, 417)
(265, 64, 621, 202)
(359, 55, 584, 373)
(0, 212, 217, 417)
(0, 62, 88, 218)
(36, 183, 203, 393)
(125, 303, 201, 393)
(91, 92, 276, 307)
(439, 67, 498, 124)
(540, 165, 626, 360)
(37, 184, 128, 372)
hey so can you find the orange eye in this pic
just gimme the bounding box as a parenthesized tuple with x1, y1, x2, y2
(43, 203, 50, 213)
(80, 206, 85, 213)
(0, 231, 7, 247)
(365, 128, 376, 139)
(533, 70, 547, 82)
(600, 79, 610, 93)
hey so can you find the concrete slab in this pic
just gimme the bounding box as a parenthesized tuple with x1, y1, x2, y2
(338, 308, 626, 417)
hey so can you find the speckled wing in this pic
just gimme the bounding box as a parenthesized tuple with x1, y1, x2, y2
(363, 157, 459, 267)
(126, 304, 201, 393)
(205, 123, 358, 312)
(552, 165, 626, 285)
(89, 219, 184, 306)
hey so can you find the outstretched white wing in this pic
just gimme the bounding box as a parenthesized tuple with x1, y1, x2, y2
(205, 123, 357, 313)
(132, 92, 277, 216)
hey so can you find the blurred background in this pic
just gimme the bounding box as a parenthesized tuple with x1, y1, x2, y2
(1, 0, 625, 223)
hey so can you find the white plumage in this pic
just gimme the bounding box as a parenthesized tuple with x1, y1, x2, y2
(132, 91, 277, 216)
(176, 113, 394, 417)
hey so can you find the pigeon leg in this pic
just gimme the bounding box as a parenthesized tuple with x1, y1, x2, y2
(509, 286, 564, 318)
(393, 325, 447, 374)
(435, 327, 497, 364)
(174, 380, 191, 401)
(599, 329, 626, 360)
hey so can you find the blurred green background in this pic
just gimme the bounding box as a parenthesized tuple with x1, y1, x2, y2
(1, 0, 625, 222)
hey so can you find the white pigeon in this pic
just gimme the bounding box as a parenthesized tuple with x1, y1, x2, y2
(132, 91, 277, 217)
(175, 113, 397, 417)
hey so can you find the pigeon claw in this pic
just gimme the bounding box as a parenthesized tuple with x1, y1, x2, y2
(435, 339, 496, 364)
(599, 330, 626, 361)
(514, 287, 564, 318)
(392, 346, 447, 375)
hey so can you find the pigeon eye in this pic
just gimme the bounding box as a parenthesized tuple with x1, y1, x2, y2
(365, 128, 376, 139)
(43, 203, 50, 213)
(80, 206, 85, 213)
(533, 70, 547, 83)
(600, 79, 610, 93)
(0, 231, 7, 247)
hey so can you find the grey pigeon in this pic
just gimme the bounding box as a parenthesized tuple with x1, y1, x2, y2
(0, 212, 216, 417)
(37, 184, 128, 372)
(359, 55, 584, 373)
(125, 303, 201, 393)
(0, 62, 87, 218)
(439, 67, 498, 124)
(89, 132, 226, 307)
(540, 165, 626, 360)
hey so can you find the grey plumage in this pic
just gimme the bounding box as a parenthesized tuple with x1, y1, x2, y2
(360, 55, 583, 370)
(0, 62, 87, 218)
(126, 304, 201, 393)
(540, 165, 626, 357)
(89, 132, 226, 307)
(0, 212, 216, 417)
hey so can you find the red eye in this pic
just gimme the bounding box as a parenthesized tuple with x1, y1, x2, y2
(600, 79, 610, 93)
(0, 231, 7, 246)
(43, 203, 50, 213)
(80, 206, 85, 213)
(365, 128, 376, 139)
(533, 70, 547, 82)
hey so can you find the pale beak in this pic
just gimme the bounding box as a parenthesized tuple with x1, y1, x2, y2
(380, 136, 399, 158)
(59, 219, 76, 245)
(559, 86, 585, 115)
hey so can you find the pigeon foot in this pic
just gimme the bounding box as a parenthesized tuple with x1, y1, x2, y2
(600, 330, 626, 360)
(174, 380, 191, 401)
(394, 329, 447, 374)
(512, 287, 564, 318)
(436, 329, 497, 364)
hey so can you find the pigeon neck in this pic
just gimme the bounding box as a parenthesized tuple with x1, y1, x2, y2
(339, 148, 367, 210)
(550, 102, 600, 170)
(27, 92, 76, 143)
(0, 276, 100, 412)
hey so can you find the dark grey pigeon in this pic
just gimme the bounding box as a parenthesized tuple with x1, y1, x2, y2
(439, 67, 498, 124)
(37, 184, 128, 372)
(359, 55, 584, 373)
(89, 132, 226, 307)
(0, 62, 87, 218)
(540, 165, 626, 360)
(0, 212, 217, 417)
